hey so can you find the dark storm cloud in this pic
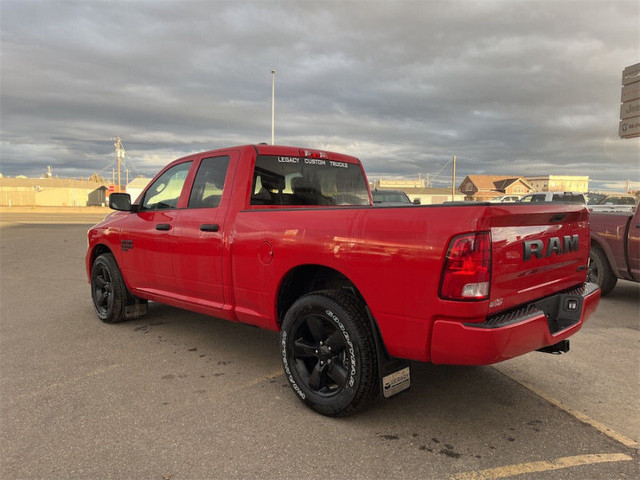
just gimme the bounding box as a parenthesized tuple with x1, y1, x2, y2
(1, 0, 638, 190)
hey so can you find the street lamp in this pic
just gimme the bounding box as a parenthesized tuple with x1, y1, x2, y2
(271, 69, 276, 145)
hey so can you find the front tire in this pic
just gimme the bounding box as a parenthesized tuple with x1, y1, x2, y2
(280, 290, 378, 417)
(91, 253, 127, 323)
(588, 246, 617, 296)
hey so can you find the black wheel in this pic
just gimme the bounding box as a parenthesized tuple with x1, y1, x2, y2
(280, 290, 378, 416)
(91, 253, 127, 323)
(588, 246, 617, 296)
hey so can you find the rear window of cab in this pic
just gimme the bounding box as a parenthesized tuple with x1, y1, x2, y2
(250, 155, 370, 206)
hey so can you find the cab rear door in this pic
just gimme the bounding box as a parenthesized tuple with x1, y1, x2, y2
(171, 152, 238, 310)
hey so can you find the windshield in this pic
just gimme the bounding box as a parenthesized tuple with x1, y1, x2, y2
(372, 190, 411, 204)
(250, 155, 370, 206)
(586, 193, 607, 205)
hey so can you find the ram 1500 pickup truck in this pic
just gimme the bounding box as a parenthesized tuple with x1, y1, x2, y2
(87, 144, 600, 416)
(588, 208, 640, 295)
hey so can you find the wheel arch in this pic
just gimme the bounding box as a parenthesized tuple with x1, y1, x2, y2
(590, 235, 620, 277)
(89, 243, 145, 316)
(89, 244, 115, 274)
(275, 264, 394, 368)
(276, 264, 367, 327)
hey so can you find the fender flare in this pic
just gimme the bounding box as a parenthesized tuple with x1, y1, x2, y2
(590, 233, 621, 278)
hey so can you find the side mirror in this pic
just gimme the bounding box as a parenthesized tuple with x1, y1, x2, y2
(109, 193, 132, 211)
(413, 198, 421, 205)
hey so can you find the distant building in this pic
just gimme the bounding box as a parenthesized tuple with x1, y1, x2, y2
(458, 175, 534, 201)
(405, 187, 465, 204)
(0, 177, 108, 207)
(374, 178, 425, 189)
(525, 175, 589, 193)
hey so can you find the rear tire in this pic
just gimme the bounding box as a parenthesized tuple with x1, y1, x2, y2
(588, 246, 617, 296)
(91, 253, 128, 323)
(280, 290, 378, 417)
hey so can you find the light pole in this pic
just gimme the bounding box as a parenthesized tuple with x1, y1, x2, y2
(114, 136, 125, 193)
(451, 155, 456, 202)
(271, 69, 276, 145)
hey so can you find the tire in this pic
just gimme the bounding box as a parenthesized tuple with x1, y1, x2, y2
(588, 246, 617, 296)
(91, 253, 128, 323)
(279, 290, 378, 417)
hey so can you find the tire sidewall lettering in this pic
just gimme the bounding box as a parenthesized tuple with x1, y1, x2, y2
(281, 331, 305, 400)
(281, 292, 376, 416)
(325, 308, 357, 388)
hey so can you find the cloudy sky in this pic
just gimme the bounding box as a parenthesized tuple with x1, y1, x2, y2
(1, 0, 639, 190)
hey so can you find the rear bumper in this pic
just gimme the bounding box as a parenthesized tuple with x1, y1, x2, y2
(430, 282, 600, 365)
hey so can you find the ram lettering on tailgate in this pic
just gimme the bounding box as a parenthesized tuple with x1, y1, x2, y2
(523, 234, 580, 261)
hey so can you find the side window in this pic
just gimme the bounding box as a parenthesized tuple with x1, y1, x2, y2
(188, 156, 230, 208)
(141, 161, 192, 210)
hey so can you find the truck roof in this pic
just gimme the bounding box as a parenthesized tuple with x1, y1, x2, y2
(170, 144, 362, 167)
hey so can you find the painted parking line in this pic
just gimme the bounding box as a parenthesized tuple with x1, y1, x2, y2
(450, 453, 634, 480)
(18, 363, 123, 400)
(14, 362, 284, 411)
(173, 367, 285, 409)
(510, 378, 638, 449)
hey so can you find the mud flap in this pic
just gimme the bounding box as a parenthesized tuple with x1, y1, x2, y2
(381, 359, 411, 398)
(125, 298, 148, 319)
(364, 306, 411, 398)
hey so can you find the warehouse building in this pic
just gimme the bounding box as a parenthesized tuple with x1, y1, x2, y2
(0, 177, 108, 207)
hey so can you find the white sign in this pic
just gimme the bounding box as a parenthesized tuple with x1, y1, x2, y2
(620, 99, 640, 120)
(620, 62, 640, 139)
(622, 62, 640, 86)
(621, 82, 640, 102)
(619, 117, 640, 138)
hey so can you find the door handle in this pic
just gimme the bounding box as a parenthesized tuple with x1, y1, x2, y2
(200, 224, 220, 232)
(156, 224, 171, 231)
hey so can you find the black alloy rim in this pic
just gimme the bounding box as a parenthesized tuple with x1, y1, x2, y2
(291, 314, 350, 397)
(92, 264, 113, 315)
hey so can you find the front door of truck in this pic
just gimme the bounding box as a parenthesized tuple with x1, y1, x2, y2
(119, 160, 193, 294)
(172, 154, 235, 309)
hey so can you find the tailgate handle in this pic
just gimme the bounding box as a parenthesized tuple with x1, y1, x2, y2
(155, 223, 171, 231)
(550, 214, 566, 223)
(200, 224, 220, 232)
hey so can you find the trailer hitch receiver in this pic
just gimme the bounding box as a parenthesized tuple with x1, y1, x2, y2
(537, 339, 570, 355)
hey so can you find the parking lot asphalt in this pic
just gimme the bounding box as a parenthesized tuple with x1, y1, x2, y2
(1, 216, 638, 479)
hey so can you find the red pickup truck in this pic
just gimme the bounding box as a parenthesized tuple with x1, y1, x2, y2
(588, 208, 640, 295)
(87, 144, 600, 416)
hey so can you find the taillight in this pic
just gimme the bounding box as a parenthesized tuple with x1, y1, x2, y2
(299, 149, 328, 159)
(439, 232, 491, 300)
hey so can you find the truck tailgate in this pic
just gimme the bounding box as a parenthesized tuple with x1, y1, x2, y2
(488, 204, 590, 315)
